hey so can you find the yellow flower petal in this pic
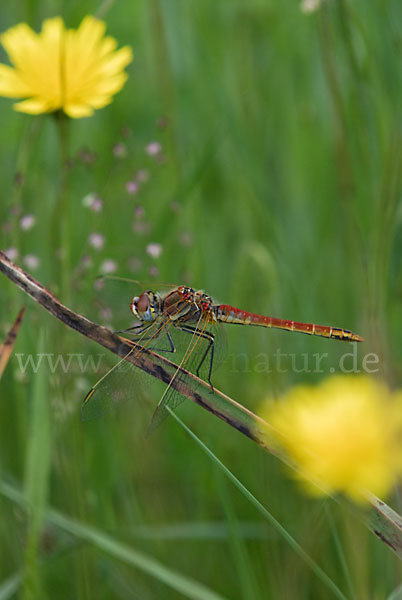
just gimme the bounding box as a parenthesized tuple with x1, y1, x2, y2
(98, 46, 134, 76)
(85, 94, 115, 110)
(76, 15, 106, 48)
(97, 36, 118, 58)
(13, 98, 52, 114)
(0, 23, 38, 71)
(0, 64, 30, 95)
(64, 103, 95, 118)
(87, 73, 129, 98)
(0, 15, 133, 118)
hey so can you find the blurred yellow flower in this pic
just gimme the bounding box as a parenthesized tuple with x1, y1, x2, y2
(0, 16, 133, 118)
(262, 376, 402, 503)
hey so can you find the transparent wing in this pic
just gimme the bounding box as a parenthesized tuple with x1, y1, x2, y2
(80, 319, 173, 421)
(147, 316, 227, 434)
(80, 351, 148, 421)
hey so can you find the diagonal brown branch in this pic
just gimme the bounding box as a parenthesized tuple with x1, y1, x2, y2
(0, 250, 269, 447)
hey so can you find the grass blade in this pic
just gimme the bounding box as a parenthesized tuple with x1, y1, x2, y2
(0, 572, 22, 600)
(23, 329, 52, 600)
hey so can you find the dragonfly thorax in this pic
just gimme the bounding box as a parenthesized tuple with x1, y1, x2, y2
(131, 291, 162, 322)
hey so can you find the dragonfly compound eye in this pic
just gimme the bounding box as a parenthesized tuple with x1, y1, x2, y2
(137, 292, 150, 312)
(132, 292, 159, 322)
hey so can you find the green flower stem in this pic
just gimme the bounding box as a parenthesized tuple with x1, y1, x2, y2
(54, 111, 71, 304)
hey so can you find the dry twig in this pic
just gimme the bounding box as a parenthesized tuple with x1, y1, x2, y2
(0, 306, 25, 378)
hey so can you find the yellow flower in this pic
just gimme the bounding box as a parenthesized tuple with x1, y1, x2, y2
(262, 376, 402, 503)
(0, 16, 133, 118)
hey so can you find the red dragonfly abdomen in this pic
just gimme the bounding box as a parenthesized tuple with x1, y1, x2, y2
(216, 305, 363, 342)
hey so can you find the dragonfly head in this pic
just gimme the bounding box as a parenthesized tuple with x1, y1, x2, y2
(131, 291, 161, 322)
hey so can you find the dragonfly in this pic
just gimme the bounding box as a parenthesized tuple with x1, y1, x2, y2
(82, 285, 364, 430)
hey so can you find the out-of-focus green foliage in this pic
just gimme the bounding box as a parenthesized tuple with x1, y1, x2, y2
(0, 1, 401, 598)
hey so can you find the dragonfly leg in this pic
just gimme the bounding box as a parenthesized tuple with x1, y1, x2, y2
(157, 331, 175, 353)
(177, 326, 215, 391)
(127, 330, 176, 354)
(116, 317, 176, 353)
(114, 323, 149, 335)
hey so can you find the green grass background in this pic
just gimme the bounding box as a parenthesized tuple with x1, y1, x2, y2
(0, 0, 401, 598)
